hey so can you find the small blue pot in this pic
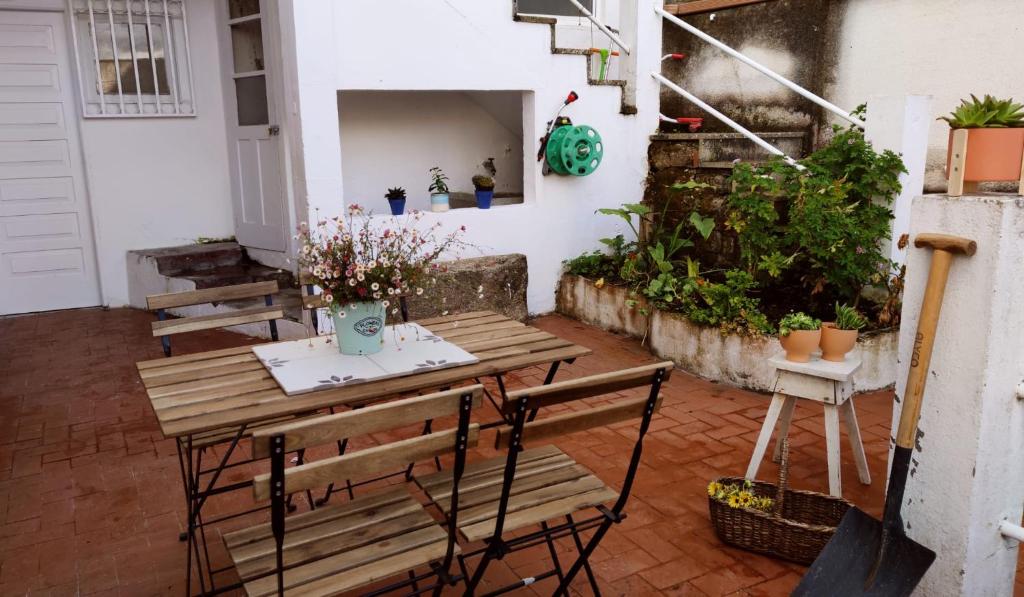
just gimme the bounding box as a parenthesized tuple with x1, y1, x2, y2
(387, 198, 405, 215)
(430, 193, 449, 213)
(475, 190, 493, 209)
(332, 301, 385, 355)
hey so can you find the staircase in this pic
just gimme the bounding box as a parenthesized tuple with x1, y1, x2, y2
(127, 242, 308, 340)
(512, 13, 637, 115)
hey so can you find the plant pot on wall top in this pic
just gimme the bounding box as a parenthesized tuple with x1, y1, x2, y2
(945, 128, 1024, 182)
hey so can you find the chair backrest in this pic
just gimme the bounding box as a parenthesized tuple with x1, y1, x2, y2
(146, 281, 283, 356)
(487, 362, 673, 541)
(250, 385, 483, 595)
(251, 385, 484, 501)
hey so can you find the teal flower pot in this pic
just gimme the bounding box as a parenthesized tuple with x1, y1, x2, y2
(430, 193, 450, 213)
(332, 301, 386, 355)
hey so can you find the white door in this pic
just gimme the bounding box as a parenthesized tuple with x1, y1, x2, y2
(0, 11, 101, 315)
(219, 0, 286, 252)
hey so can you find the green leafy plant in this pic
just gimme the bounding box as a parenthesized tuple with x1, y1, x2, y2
(726, 109, 905, 304)
(834, 302, 867, 331)
(428, 167, 449, 194)
(471, 175, 495, 191)
(778, 312, 821, 336)
(940, 94, 1024, 129)
(682, 269, 774, 335)
(385, 187, 406, 200)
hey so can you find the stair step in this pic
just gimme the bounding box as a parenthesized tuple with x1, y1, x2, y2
(181, 264, 295, 290)
(134, 242, 243, 276)
(648, 131, 809, 169)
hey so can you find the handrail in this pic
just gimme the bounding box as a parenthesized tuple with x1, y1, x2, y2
(655, 5, 863, 127)
(566, 0, 631, 55)
(653, 71, 804, 170)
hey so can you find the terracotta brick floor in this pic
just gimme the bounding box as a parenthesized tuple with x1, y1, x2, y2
(0, 308, 1020, 596)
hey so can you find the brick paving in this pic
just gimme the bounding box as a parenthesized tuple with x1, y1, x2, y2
(0, 307, 1020, 596)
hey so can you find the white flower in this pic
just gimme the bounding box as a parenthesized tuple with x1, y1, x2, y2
(373, 291, 382, 299)
(323, 293, 333, 304)
(348, 278, 357, 286)
(387, 288, 395, 295)
(477, 285, 484, 293)
(357, 273, 365, 281)
(302, 246, 311, 255)
(478, 294, 484, 299)
(415, 288, 424, 296)
(371, 282, 380, 291)
(335, 308, 346, 318)
(382, 300, 390, 308)
(391, 308, 399, 315)
(368, 260, 377, 269)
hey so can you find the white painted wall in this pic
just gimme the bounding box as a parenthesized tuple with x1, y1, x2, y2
(337, 91, 524, 213)
(894, 194, 1024, 595)
(286, 0, 661, 314)
(79, 0, 234, 306)
(830, 0, 1024, 191)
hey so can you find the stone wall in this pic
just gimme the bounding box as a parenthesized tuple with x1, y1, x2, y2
(659, 0, 843, 138)
(404, 254, 529, 322)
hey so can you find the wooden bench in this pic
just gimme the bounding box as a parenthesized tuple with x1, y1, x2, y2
(415, 361, 673, 595)
(146, 280, 284, 357)
(223, 386, 483, 596)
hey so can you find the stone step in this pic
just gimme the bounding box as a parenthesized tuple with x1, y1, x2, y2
(648, 131, 809, 170)
(131, 242, 244, 276)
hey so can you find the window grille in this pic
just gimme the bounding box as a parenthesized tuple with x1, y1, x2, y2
(67, 0, 196, 117)
(517, 0, 595, 17)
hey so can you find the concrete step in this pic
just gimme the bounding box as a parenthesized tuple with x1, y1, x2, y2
(127, 242, 306, 341)
(648, 131, 809, 170)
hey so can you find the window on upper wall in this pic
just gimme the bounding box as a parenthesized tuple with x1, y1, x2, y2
(516, 0, 595, 17)
(68, 0, 196, 117)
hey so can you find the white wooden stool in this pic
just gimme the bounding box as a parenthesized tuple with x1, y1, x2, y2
(745, 352, 871, 497)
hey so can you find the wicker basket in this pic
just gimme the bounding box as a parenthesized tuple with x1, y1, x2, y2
(707, 440, 852, 565)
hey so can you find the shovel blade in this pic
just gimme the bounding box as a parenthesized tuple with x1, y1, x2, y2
(792, 507, 935, 597)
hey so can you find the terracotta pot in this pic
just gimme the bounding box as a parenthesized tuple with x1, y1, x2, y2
(779, 329, 821, 363)
(820, 323, 858, 362)
(946, 128, 1024, 182)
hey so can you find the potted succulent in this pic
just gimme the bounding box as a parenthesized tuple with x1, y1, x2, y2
(941, 94, 1024, 184)
(471, 175, 495, 209)
(778, 312, 822, 363)
(295, 204, 468, 355)
(385, 187, 406, 216)
(820, 303, 867, 362)
(428, 166, 450, 213)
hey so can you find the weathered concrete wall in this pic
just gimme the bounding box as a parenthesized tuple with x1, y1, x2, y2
(659, 0, 842, 136)
(894, 194, 1024, 596)
(557, 274, 897, 392)
(404, 254, 529, 322)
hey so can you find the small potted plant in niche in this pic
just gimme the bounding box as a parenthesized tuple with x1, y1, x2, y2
(778, 312, 822, 363)
(820, 303, 866, 362)
(941, 95, 1024, 191)
(295, 205, 468, 355)
(385, 187, 406, 216)
(428, 167, 450, 213)
(471, 175, 495, 209)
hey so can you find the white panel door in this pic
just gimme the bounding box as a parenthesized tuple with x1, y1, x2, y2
(0, 11, 101, 315)
(219, 0, 286, 252)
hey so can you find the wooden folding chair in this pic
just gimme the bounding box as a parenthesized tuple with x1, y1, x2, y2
(414, 361, 673, 595)
(146, 281, 283, 357)
(222, 386, 483, 596)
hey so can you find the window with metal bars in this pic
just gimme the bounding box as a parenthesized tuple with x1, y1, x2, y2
(68, 0, 196, 117)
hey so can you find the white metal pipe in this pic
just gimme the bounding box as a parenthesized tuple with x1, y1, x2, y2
(105, 0, 125, 113)
(162, 0, 181, 114)
(86, 1, 107, 114)
(652, 71, 805, 170)
(655, 6, 862, 127)
(144, 0, 162, 114)
(567, 0, 630, 55)
(999, 520, 1024, 543)
(125, 3, 144, 112)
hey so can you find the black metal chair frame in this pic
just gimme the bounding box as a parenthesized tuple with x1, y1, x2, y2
(254, 390, 476, 597)
(460, 365, 668, 596)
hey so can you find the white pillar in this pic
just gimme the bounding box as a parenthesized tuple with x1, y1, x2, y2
(893, 193, 1024, 595)
(864, 95, 933, 267)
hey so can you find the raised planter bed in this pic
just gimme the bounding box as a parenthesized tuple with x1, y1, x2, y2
(556, 274, 897, 392)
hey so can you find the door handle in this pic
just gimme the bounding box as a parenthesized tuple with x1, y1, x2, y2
(268, 125, 280, 136)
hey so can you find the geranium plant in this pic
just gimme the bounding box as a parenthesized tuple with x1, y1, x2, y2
(295, 204, 468, 319)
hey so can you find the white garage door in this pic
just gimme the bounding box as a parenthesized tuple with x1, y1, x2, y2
(0, 11, 100, 315)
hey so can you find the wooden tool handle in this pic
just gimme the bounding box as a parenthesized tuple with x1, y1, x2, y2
(895, 234, 976, 448)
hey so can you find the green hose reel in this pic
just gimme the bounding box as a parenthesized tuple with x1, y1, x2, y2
(543, 118, 604, 176)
